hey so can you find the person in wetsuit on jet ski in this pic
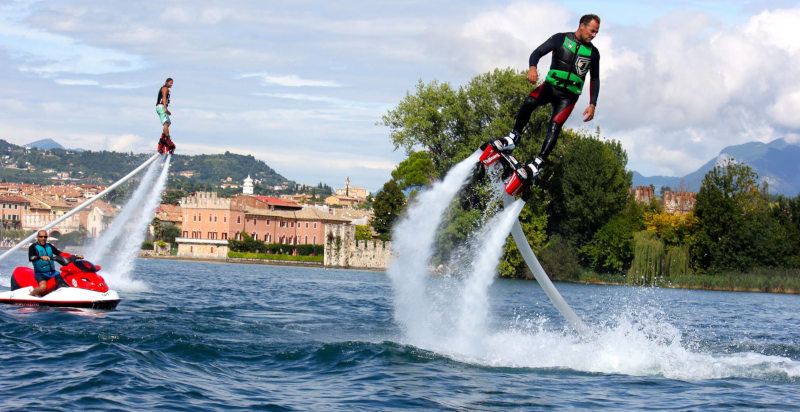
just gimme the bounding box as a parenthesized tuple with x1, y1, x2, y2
(28, 230, 83, 296)
(486, 14, 600, 190)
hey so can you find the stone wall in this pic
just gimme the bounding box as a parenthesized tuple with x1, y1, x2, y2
(324, 224, 392, 270)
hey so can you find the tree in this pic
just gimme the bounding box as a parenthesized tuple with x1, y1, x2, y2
(355, 225, 373, 241)
(371, 180, 406, 240)
(691, 162, 790, 272)
(391, 151, 437, 192)
(543, 132, 632, 246)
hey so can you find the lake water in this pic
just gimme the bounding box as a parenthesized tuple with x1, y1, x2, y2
(1, 255, 798, 410)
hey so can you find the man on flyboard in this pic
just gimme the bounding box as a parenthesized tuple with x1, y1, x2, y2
(156, 77, 176, 155)
(480, 14, 600, 200)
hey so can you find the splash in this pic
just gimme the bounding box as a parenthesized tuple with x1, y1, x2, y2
(453, 199, 524, 353)
(88, 155, 171, 291)
(387, 150, 481, 343)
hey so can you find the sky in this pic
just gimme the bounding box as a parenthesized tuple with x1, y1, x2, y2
(1, 0, 798, 192)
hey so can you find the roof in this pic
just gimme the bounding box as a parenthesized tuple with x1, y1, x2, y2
(245, 206, 350, 223)
(0, 195, 30, 204)
(251, 195, 301, 208)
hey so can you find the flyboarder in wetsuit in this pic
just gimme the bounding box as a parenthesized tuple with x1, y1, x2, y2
(482, 14, 600, 198)
(156, 78, 176, 154)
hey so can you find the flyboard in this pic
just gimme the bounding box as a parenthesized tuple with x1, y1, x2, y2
(0, 152, 163, 309)
(479, 143, 590, 335)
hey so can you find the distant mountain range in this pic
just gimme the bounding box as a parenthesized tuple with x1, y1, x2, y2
(633, 138, 800, 196)
(25, 138, 84, 151)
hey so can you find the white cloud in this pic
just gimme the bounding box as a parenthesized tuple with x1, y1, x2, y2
(55, 79, 99, 86)
(239, 73, 341, 88)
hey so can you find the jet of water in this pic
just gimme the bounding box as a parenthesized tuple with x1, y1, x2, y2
(88, 156, 164, 260)
(387, 150, 481, 343)
(103, 156, 171, 289)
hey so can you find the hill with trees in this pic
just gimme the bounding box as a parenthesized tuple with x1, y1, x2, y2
(0, 140, 332, 198)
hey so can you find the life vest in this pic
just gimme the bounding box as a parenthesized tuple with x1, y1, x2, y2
(545, 34, 593, 96)
(34, 244, 55, 273)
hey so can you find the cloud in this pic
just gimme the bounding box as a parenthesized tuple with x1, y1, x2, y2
(0, 3, 146, 77)
(55, 79, 99, 86)
(239, 73, 342, 88)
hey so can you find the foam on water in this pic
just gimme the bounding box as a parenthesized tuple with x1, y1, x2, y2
(388, 154, 800, 382)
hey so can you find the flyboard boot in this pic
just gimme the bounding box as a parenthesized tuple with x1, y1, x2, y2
(504, 157, 543, 201)
(479, 131, 520, 180)
(157, 134, 176, 155)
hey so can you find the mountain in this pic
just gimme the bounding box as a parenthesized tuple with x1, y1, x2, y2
(0, 140, 295, 195)
(633, 138, 800, 196)
(25, 138, 65, 150)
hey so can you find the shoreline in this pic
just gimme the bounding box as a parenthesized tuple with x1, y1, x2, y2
(140, 254, 799, 294)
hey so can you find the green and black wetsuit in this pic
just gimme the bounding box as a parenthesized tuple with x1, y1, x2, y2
(513, 32, 600, 161)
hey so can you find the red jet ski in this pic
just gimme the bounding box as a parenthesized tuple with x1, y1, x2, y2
(1, 256, 120, 309)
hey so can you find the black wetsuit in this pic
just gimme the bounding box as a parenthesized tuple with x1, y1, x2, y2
(513, 32, 600, 161)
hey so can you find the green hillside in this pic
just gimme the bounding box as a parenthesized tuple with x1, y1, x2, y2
(0, 140, 298, 195)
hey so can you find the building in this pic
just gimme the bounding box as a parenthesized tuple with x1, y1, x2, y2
(664, 190, 696, 214)
(243, 206, 350, 246)
(178, 192, 244, 241)
(78, 200, 116, 238)
(633, 186, 654, 204)
(175, 192, 244, 259)
(324, 195, 364, 208)
(243, 175, 254, 195)
(0, 195, 29, 230)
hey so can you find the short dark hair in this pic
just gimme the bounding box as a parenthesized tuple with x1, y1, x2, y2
(580, 14, 600, 26)
(165, 77, 173, 84)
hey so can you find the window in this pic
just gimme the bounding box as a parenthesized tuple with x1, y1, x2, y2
(222, 232, 228, 240)
(291, 222, 295, 228)
(214, 215, 218, 222)
(305, 222, 309, 228)
(313, 236, 316, 244)
(183, 231, 188, 237)
(266, 219, 270, 226)
(304, 235, 308, 243)
(223, 216, 228, 223)
(266, 234, 271, 242)
(237, 216, 241, 224)
(314, 223, 317, 229)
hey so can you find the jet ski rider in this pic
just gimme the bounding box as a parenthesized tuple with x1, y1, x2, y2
(28, 230, 83, 296)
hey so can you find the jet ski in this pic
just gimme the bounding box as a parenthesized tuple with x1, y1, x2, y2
(0, 256, 120, 309)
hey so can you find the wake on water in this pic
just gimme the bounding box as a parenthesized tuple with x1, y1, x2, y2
(387, 151, 800, 382)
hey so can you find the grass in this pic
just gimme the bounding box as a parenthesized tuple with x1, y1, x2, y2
(570, 266, 800, 294)
(228, 251, 323, 263)
(660, 267, 800, 293)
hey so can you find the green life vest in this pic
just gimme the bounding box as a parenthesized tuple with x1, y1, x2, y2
(545, 35, 593, 95)
(34, 243, 55, 273)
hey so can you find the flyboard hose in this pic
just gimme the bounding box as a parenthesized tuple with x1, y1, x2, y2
(502, 193, 591, 336)
(0, 153, 163, 264)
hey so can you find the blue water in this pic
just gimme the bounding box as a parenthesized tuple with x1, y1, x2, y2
(1, 254, 799, 411)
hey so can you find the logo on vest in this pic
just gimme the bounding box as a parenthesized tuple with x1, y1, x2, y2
(575, 56, 591, 76)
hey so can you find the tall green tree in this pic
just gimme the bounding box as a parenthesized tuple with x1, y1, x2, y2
(542, 132, 632, 246)
(691, 162, 791, 272)
(391, 151, 437, 192)
(371, 180, 406, 240)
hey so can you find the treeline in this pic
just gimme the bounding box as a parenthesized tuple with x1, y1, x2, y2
(372, 68, 800, 291)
